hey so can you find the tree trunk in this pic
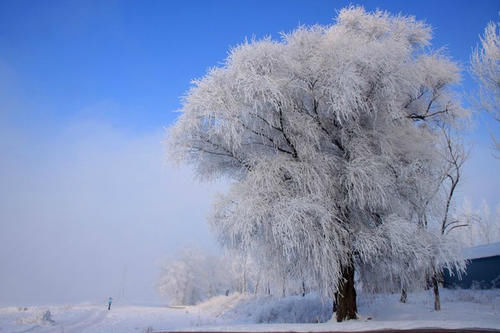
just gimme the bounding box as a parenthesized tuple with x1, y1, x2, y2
(335, 260, 357, 322)
(240, 256, 247, 293)
(241, 266, 247, 293)
(254, 269, 261, 295)
(400, 288, 407, 303)
(282, 275, 287, 297)
(432, 273, 441, 311)
(424, 271, 432, 290)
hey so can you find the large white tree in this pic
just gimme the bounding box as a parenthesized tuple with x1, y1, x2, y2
(169, 7, 466, 321)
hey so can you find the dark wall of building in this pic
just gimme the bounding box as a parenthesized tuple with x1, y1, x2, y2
(443, 255, 500, 289)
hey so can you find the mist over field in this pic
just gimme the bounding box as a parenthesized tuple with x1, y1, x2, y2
(0, 121, 223, 305)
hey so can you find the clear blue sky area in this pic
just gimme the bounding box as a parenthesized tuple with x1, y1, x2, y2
(0, 0, 498, 134)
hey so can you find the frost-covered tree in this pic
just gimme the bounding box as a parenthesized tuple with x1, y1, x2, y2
(471, 17, 500, 154)
(452, 199, 500, 246)
(157, 248, 235, 305)
(169, 7, 467, 321)
(157, 247, 273, 305)
(157, 252, 196, 305)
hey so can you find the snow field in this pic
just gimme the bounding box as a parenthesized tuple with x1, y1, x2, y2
(171, 289, 500, 332)
(1, 289, 499, 332)
(0, 304, 201, 333)
(194, 293, 331, 324)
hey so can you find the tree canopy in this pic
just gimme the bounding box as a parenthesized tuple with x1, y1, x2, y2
(168, 7, 467, 321)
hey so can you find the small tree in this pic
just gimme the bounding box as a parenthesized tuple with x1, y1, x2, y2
(471, 17, 500, 154)
(169, 7, 467, 321)
(157, 248, 235, 305)
(427, 126, 469, 311)
(452, 199, 500, 247)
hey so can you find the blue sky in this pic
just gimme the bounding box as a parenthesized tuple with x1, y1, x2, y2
(0, 0, 499, 305)
(1, 0, 498, 133)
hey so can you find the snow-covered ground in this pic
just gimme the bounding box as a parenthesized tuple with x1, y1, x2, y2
(1, 289, 499, 333)
(0, 303, 202, 333)
(184, 289, 500, 332)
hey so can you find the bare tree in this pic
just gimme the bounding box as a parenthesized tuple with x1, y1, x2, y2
(430, 127, 469, 311)
(440, 127, 470, 236)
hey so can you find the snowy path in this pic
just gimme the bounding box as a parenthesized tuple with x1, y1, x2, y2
(49, 308, 107, 333)
(1, 305, 198, 333)
(10, 308, 108, 333)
